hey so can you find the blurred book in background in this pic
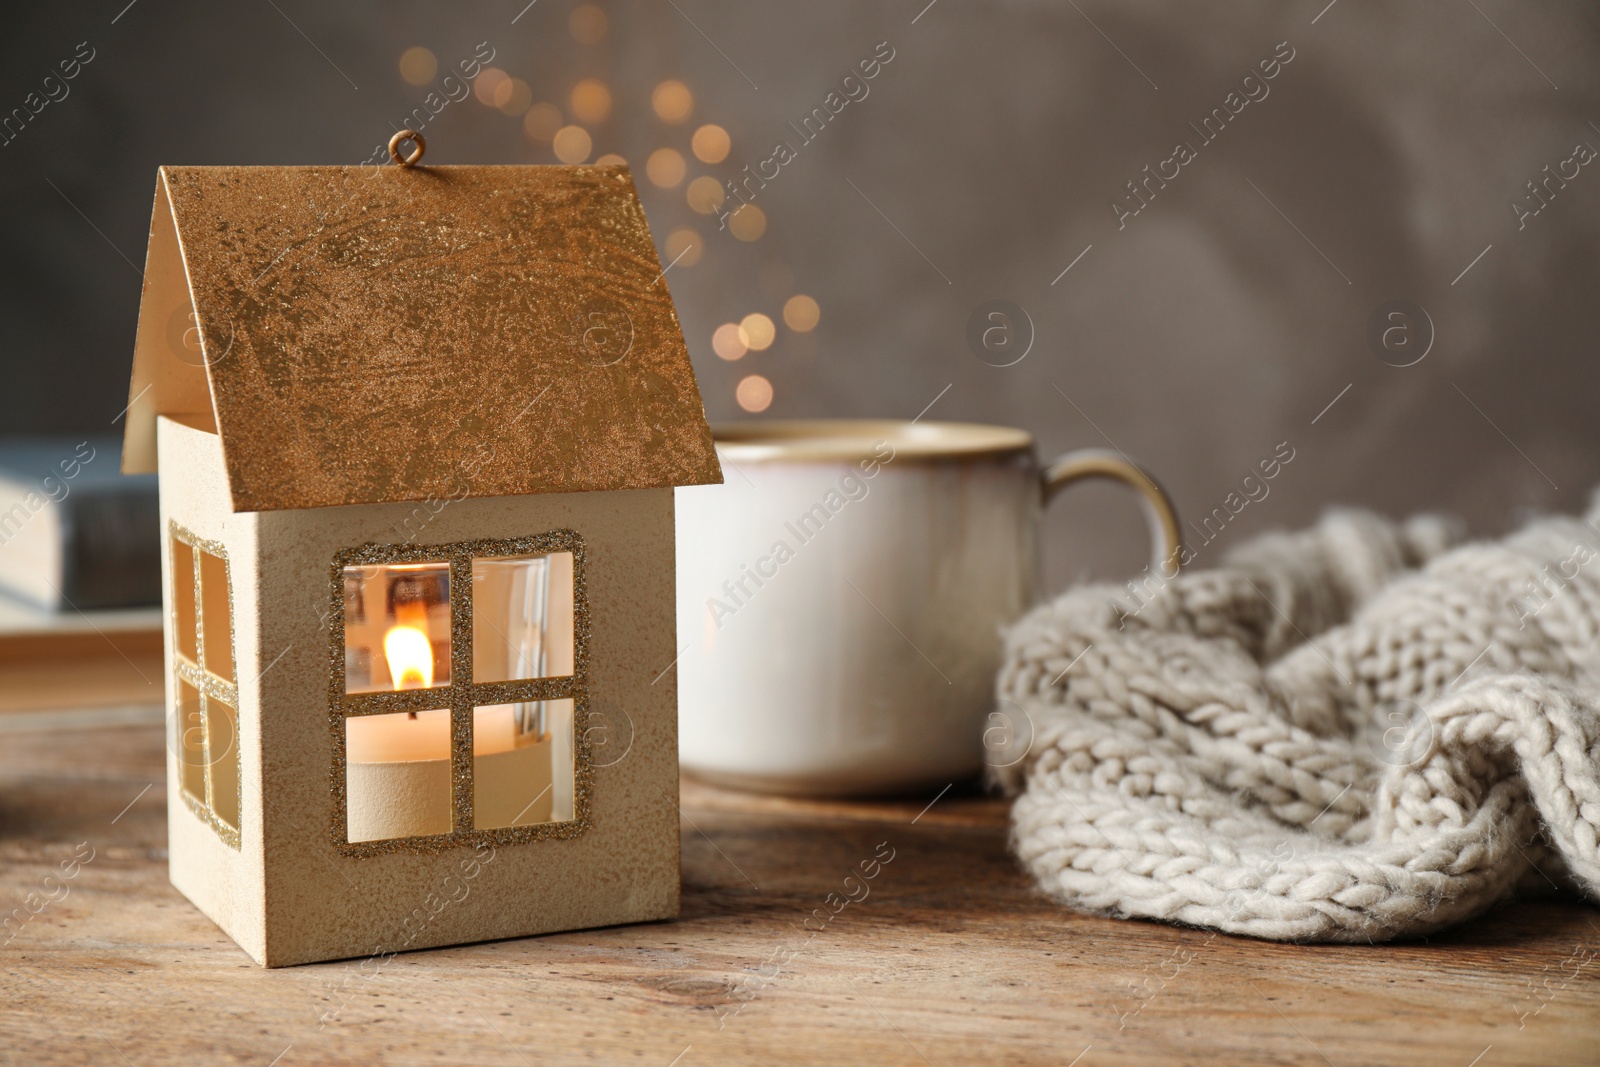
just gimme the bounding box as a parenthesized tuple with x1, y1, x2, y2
(0, 437, 160, 611)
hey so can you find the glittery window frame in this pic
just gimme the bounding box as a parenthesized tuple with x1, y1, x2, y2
(169, 520, 242, 850)
(327, 530, 591, 856)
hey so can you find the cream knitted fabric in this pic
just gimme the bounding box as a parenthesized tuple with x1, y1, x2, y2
(991, 501, 1600, 941)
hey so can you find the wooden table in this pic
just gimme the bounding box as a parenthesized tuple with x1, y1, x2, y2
(3, 707, 1598, 1066)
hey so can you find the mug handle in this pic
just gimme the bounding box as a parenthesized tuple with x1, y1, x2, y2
(1041, 449, 1183, 578)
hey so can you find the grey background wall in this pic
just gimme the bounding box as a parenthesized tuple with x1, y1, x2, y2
(3, 1, 1597, 589)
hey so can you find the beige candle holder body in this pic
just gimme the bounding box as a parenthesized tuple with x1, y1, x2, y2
(153, 416, 683, 965)
(121, 158, 721, 966)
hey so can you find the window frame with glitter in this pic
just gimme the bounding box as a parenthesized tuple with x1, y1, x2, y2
(327, 530, 590, 856)
(169, 521, 242, 849)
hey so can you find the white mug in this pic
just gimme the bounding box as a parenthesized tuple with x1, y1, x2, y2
(674, 420, 1180, 796)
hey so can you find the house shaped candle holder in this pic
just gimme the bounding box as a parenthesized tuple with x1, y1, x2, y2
(121, 144, 721, 966)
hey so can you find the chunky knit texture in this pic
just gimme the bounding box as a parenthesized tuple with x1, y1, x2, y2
(990, 502, 1600, 941)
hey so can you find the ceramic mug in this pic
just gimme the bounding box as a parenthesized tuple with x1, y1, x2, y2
(674, 419, 1181, 796)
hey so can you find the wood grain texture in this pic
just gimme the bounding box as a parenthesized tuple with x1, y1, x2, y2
(2, 715, 1597, 1066)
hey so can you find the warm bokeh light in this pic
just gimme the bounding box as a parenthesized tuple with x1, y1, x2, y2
(595, 153, 628, 166)
(570, 79, 611, 124)
(686, 176, 725, 215)
(736, 375, 774, 413)
(474, 68, 509, 106)
(552, 125, 592, 164)
(711, 323, 747, 361)
(665, 228, 703, 268)
(691, 124, 731, 164)
(652, 80, 693, 123)
(496, 77, 532, 116)
(728, 203, 767, 241)
(569, 3, 608, 44)
(523, 102, 562, 141)
(783, 294, 820, 332)
(646, 148, 686, 188)
(399, 47, 437, 86)
(739, 313, 775, 351)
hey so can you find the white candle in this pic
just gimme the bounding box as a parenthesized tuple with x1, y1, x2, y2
(347, 708, 450, 763)
(345, 706, 534, 842)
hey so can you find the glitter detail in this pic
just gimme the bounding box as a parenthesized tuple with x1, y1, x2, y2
(127, 165, 722, 511)
(327, 530, 592, 858)
(170, 519, 242, 851)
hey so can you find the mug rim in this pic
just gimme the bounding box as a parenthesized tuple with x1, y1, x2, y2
(711, 419, 1034, 463)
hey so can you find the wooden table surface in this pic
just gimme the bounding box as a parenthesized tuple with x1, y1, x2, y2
(3, 707, 1599, 1067)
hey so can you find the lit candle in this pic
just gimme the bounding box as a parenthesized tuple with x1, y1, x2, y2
(347, 617, 490, 842)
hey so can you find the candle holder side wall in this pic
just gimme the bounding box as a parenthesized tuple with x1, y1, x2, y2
(159, 415, 269, 963)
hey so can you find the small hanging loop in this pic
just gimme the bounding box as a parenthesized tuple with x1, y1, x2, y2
(388, 130, 426, 167)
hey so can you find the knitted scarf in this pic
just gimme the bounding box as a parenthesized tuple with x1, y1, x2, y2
(990, 501, 1600, 941)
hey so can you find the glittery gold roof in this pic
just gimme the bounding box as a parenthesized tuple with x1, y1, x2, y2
(123, 164, 721, 512)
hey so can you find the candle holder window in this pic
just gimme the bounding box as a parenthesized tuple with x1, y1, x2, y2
(342, 562, 451, 694)
(331, 532, 586, 852)
(169, 522, 241, 848)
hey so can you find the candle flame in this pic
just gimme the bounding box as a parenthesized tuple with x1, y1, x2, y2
(384, 624, 434, 690)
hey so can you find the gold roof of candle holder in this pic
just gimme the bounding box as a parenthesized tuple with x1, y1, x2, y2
(122, 147, 722, 512)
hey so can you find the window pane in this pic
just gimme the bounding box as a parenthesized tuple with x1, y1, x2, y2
(342, 562, 451, 694)
(199, 549, 234, 683)
(175, 679, 205, 801)
(473, 698, 575, 828)
(471, 552, 574, 683)
(208, 694, 240, 830)
(345, 708, 452, 842)
(172, 538, 198, 665)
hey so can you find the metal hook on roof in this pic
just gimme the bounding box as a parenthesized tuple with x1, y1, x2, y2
(388, 130, 426, 168)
